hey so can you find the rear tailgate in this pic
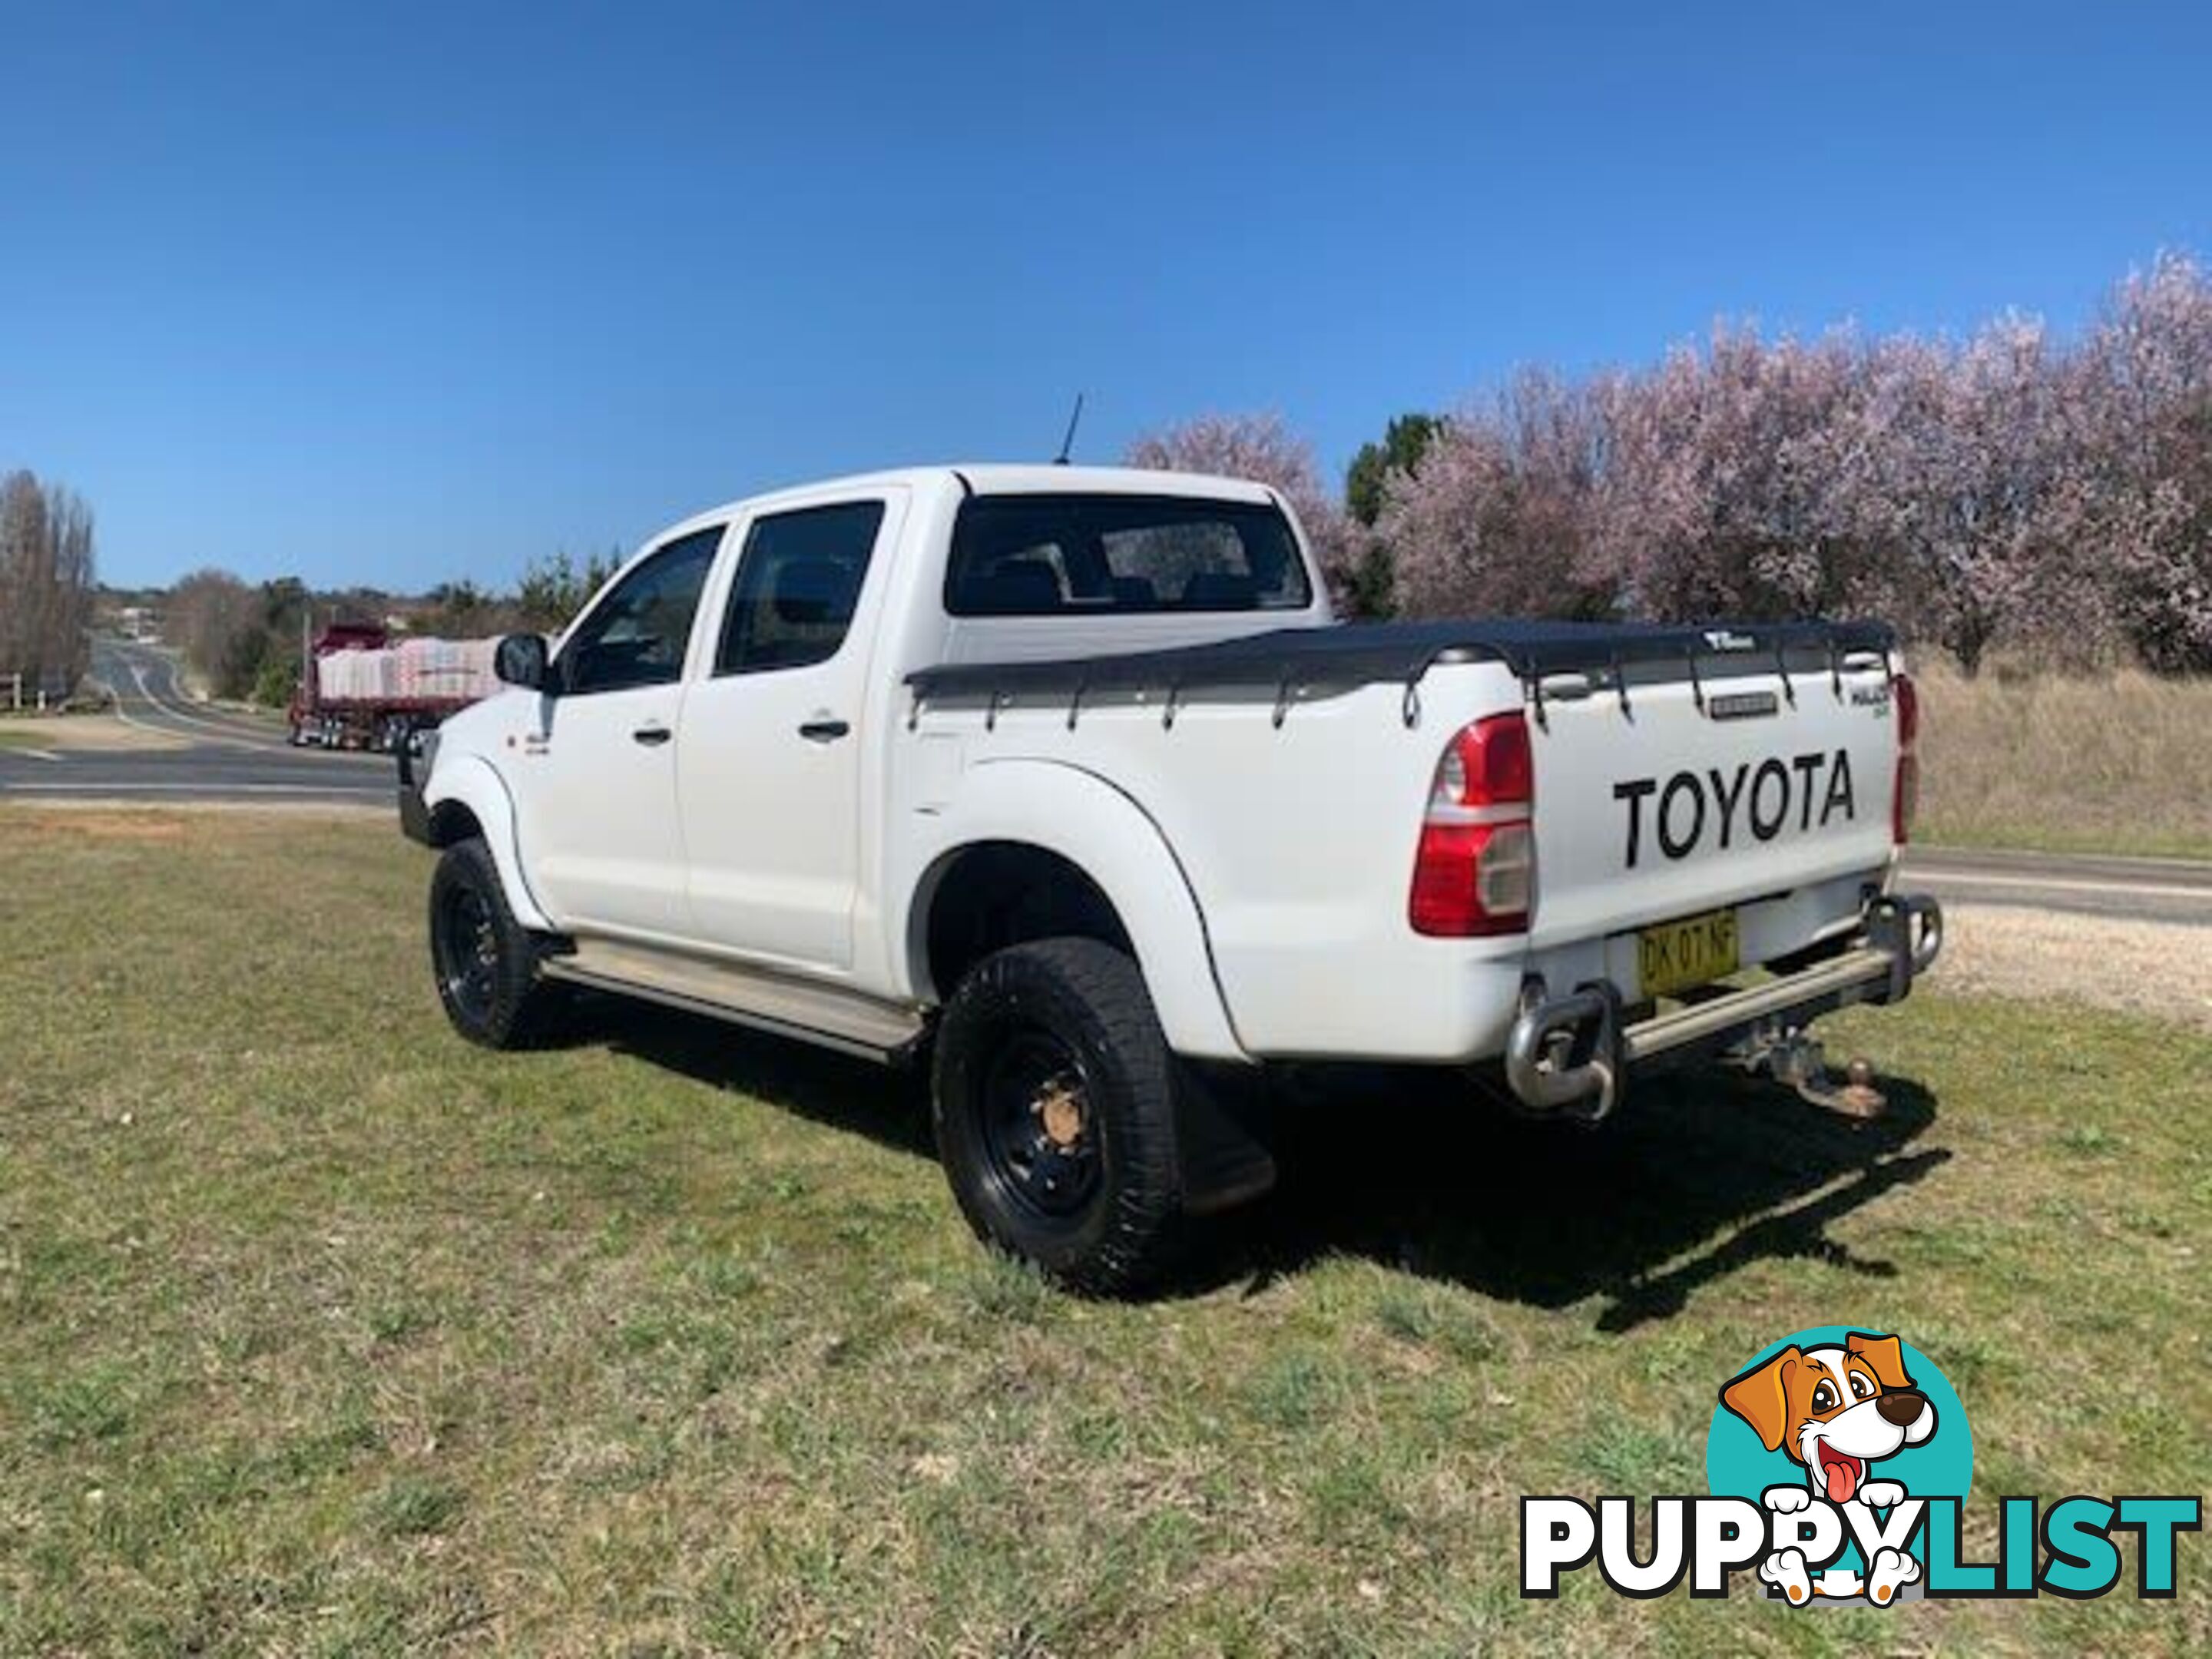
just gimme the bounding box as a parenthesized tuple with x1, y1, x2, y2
(1527, 647, 1901, 955)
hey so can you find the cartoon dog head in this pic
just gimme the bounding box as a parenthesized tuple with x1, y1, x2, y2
(1720, 1332, 1936, 1504)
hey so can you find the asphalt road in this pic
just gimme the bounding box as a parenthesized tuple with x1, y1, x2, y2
(0, 640, 393, 806)
(1899, 845, 2212, 926)
(5, 647, 2207, 924)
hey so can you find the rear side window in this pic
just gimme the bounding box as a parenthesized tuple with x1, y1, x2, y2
(945, 494, 1312, 617)
(715, 500, 886, 674)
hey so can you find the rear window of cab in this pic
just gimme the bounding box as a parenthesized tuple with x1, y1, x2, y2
(945, 493, 1312, 617)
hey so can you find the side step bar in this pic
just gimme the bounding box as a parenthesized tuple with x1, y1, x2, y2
(542, 938, 928, 1064)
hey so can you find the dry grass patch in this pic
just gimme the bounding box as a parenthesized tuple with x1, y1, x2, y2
(0, 713, 189, 752)
(4, 807, 190, 843)
(0, 807, 2207, 1654)
(1916, 660, 2212, 859)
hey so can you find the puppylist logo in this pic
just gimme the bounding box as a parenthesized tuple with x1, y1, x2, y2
(1522, 1326, 2200, 1604)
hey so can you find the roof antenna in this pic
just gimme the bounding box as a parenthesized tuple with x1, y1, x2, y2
(1053, 392, 1085, 465)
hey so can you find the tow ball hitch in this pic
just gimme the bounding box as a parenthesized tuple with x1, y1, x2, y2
(1725, 1022, 1886, 1120)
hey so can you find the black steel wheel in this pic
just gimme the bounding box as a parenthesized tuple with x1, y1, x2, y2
(976, 1028, 1104, 1221)
(932, 937, 1187, 1294)
(426, 836, 562, 1048)
(432, 877, 500, 1028)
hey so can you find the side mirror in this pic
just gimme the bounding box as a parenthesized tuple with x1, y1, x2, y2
(495, 633, 551, 692)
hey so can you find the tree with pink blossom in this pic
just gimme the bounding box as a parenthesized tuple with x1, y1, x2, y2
(1141, 252, 2212, 671)
(1379, 370, 1618, 621)
(2078, 253, 2212, 670)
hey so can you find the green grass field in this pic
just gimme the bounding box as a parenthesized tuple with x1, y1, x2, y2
(1, 809, 2207, 1655)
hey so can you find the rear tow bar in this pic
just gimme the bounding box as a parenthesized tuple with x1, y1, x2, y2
(1502, 892, 1943, 1124)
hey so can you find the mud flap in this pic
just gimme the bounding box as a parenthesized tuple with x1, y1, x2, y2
(1174, 1062, 1279, 1216)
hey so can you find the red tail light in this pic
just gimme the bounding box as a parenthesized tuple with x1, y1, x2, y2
(1892, 671, 1919, 845)
(1409, 711, 1535, 936)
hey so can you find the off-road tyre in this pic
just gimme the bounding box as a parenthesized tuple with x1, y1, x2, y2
(428, 836, 565, 1049)
(932, 937, 1188, 1295)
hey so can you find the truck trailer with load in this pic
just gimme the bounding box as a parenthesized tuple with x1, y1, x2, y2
(291, 624, 502, 750)
(397, 465, 1942, 1292)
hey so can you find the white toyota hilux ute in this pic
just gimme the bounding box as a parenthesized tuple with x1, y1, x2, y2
(400, 465, 1942, 1291)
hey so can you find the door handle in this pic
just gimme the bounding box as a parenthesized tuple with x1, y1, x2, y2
(632, 723, 672, 747)
(798, 717, 850, 743)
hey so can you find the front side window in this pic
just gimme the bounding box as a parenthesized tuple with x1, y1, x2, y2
(716, 500, 885, 674)
(944, 494, 1312, 617)
(559, 526, 721, 694)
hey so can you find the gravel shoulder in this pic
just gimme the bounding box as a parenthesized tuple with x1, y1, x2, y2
(1929, 901, 2212, 1030)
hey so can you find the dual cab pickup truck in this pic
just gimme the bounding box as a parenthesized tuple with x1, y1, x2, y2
(400, 465, 1941, 1291)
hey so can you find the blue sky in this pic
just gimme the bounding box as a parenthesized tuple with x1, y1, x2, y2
(2, 1, 2207, 592)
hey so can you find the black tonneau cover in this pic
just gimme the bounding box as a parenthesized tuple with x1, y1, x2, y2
(906, 618, 1898, 704)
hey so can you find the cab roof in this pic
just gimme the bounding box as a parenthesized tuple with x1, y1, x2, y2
(684, 464, 1282, 528)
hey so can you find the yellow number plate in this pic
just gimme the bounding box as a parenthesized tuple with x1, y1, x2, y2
(1638, 908, 1740, 998)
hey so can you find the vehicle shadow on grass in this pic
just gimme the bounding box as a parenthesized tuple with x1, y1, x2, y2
(555, 995, 1948, 1333)
(555, 992, 936, 1158)
(1204, 1065, 1949, 1332)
